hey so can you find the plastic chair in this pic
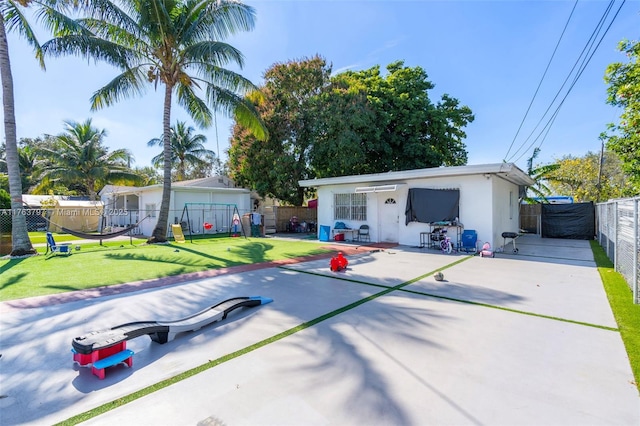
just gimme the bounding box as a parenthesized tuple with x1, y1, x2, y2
(45, 232, 71, 256)
(460, 229, 478, 253)
(357, 225, 370, 242)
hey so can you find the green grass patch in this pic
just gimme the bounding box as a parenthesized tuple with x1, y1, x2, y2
(28, 232, 81, 245)
(590, 240, 640, 393)
(0, 237, 331, 302)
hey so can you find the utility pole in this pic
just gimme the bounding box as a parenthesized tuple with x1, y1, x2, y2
(597, 134, 605, 202)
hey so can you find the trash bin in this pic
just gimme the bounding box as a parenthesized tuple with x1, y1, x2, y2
(319, 225, 330, 242)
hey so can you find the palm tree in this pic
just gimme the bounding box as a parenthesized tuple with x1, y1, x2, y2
(0, 0, 45, 256)
(148, 121, 215, 181)
(38, 119, 140, 200)
(522, 147, 560, 203)
(43, 0, 266, 243)
(15, 144, 43, 191)
(1, 0, 75, 255)
(133, 166, 161, 186)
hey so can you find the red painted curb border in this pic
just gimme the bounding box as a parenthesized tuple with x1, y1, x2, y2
(1, 242, 397, 312)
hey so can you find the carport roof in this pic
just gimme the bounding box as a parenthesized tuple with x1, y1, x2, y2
(299, 162, 535, 187)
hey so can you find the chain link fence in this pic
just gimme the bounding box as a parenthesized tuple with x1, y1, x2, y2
(0, 206, 254, 238)
(0, 205, 265, 256)
(0, 208, 48, 233)
(596, 197, 640, 304)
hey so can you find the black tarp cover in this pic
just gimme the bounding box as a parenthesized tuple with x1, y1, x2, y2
(405, 188, 460, 225)
(541, 202, 595, 240)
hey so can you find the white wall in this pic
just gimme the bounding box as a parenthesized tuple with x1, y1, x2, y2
(210, 192, 251, 212)
(460, 175, 494, 247)
(172, 190, 250, 213)
(102, 187, 251, 237)
(138, 188, 163, 236)
(397, 175, 493, 247)
(173, 191, 213, 209)
(316, 173, 519, 248)
(490, 175, 521, 250)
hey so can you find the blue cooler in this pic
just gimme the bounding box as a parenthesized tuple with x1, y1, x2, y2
(319, 225, 330, 242)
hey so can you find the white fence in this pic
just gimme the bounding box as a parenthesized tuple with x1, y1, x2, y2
(596, 197, 639, 304)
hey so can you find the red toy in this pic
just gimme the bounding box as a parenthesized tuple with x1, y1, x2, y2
(330, 252, 349, 271)
(203, 222, 213, 230)
(72, 341, 134, 380)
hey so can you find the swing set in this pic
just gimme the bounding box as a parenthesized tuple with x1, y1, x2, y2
(176, 203, 247, 242)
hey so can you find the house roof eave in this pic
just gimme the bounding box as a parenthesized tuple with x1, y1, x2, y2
(299, 163, 535, 188)
(101, 184, 250, 196)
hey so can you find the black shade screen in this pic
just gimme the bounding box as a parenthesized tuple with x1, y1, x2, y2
(541, 202, 595, 240)
(405, 188, 460, 225)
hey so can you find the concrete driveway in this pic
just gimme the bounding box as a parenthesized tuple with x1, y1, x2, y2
(0, 235, 637, 425)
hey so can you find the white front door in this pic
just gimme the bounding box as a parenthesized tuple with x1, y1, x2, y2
(378, 196, 399, 242)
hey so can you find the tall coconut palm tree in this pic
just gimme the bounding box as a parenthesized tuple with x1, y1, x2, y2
(37, 119, 140, 200)
(43, 0, 266, 243)
(0, 0, 53, 256)
(148, 121, 215, 181)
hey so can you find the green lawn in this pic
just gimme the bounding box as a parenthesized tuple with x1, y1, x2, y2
(590, 241, 640, 393)
(0, 236, 331, 301)
(27, 231, 86, 245)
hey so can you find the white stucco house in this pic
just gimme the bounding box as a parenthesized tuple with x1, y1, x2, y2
(299, 163, 535, 250)
(100, 176, 253, 237)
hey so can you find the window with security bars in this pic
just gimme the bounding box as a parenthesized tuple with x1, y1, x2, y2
(334, 193, 367, 221)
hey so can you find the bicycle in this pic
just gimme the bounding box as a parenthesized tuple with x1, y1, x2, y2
(439, 229, 453, 254)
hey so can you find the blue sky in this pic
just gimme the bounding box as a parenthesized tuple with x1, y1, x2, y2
(3, 0, 638, 172)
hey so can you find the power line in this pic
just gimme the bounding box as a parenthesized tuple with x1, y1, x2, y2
(503, 0, 579, 162)
(507, 0, 616, 162)
(508, 0, 626, 164)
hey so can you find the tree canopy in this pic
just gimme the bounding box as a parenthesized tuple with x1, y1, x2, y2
(545, 150, 632, 202)
(37, 119, 139, 200)
(229, 56, 331, 205)
(43, 0, 265, 242)
(333, 61, 474, 171)
(0, 187, 10, 209)
(228, 57, 475, 205)
(1, 130, 157, 197)
(604, 39, 640, 193)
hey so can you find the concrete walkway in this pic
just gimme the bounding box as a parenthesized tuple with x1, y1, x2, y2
(0, 235, 637, 425)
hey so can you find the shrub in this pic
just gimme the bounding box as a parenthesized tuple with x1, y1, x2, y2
(0, 189, 9, 209)
(0, 189, 11, 233)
